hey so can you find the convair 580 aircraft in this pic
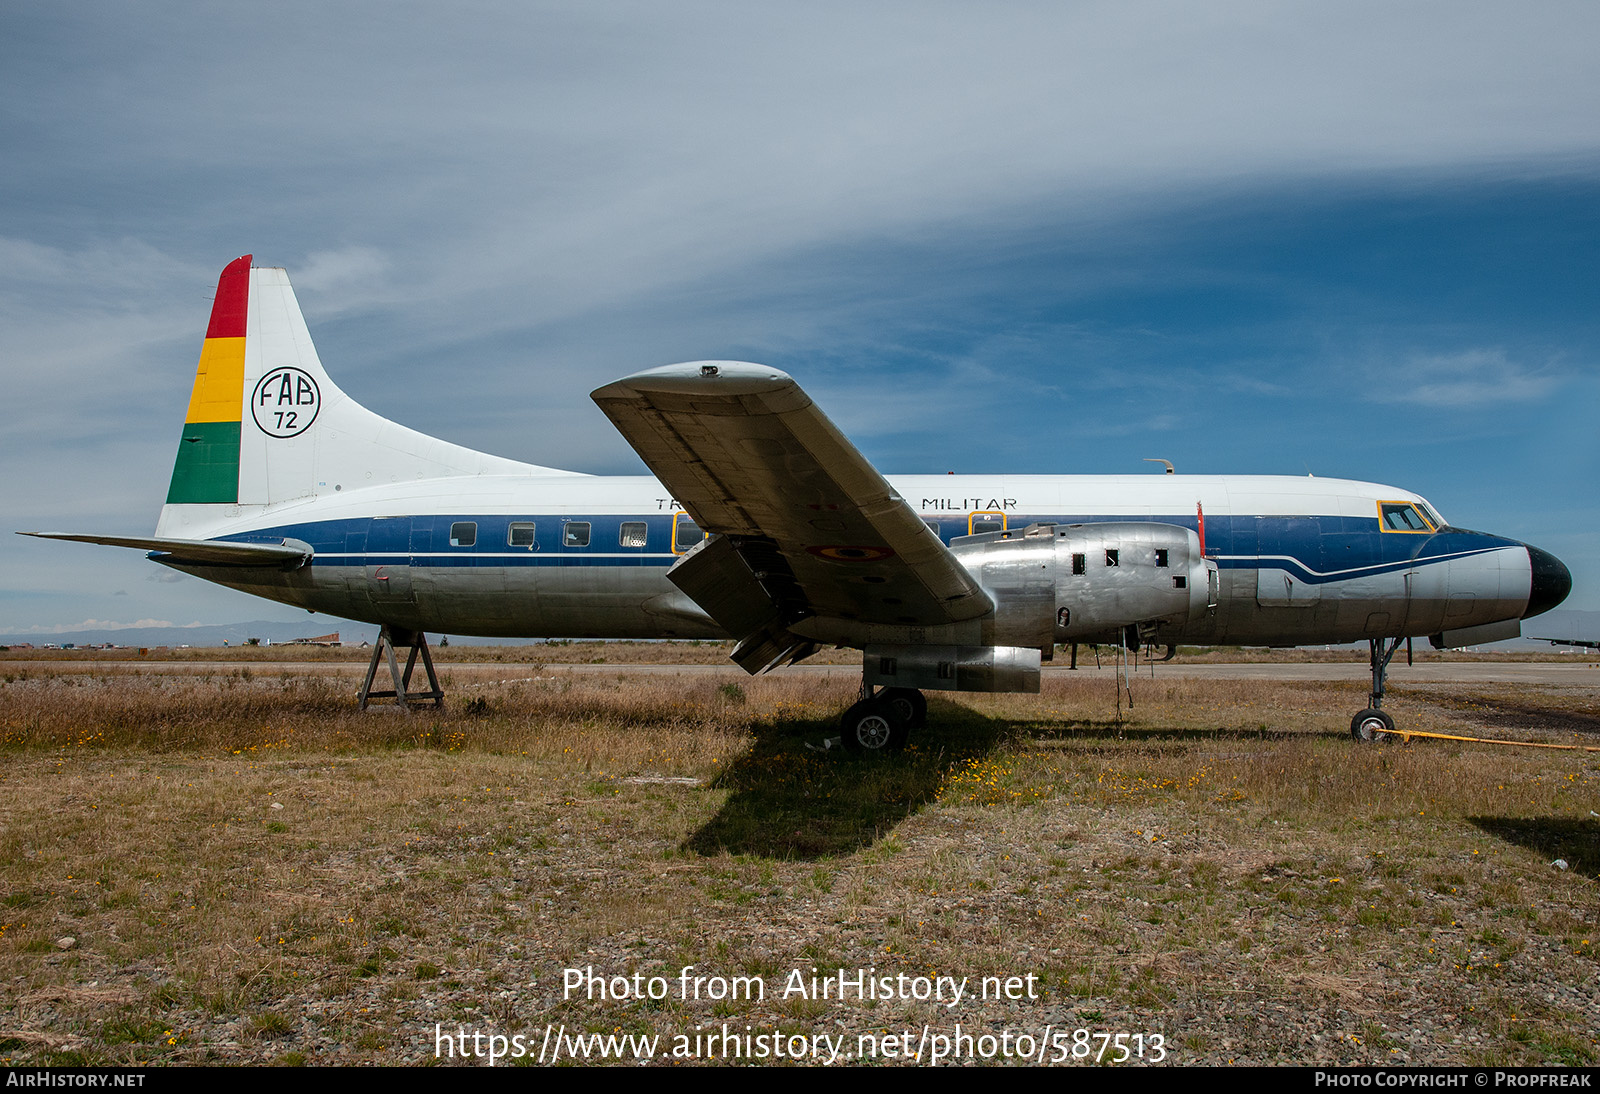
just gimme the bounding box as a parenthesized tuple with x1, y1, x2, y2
(26, 256, 1572, 750)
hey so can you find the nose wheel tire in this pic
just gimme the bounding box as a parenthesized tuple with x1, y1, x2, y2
(840, 697, 910, 753)
(1350, 709, 1395, 742)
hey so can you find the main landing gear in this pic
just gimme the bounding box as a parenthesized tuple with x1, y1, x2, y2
(1350, 636, 1403, 742)
(839, 686, 926, 754)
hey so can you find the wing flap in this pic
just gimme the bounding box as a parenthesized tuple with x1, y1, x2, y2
(666, 534, 815, 673)
(21, 532, 313, 569)
(592, 362, 992, 629)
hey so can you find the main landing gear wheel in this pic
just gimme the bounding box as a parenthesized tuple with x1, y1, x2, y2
(839, 697, 909, 754)
(881, 687, 927, 730)
(1350, 709, 1395, 742)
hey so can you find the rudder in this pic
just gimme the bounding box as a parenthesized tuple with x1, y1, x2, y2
(166, 254, 251, 504)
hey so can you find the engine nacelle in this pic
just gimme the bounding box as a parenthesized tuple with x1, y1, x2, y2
(860, 522, 1215, 694)
(949, 521, 1215, 648)
(863, 643, 1041, 693)
(1051, 522, 1214, 642)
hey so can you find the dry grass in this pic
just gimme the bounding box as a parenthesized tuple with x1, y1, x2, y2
(1, 660, 1595, 1067)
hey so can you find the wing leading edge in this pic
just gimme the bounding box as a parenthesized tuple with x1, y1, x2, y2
(592, 362, 992, 672)
(20, 532, 313, 569)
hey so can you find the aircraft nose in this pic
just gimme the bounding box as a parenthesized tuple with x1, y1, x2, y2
(1523, 545, 1571, 619)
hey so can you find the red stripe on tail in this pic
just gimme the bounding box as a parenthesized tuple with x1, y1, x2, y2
(204, 254, 252, 340)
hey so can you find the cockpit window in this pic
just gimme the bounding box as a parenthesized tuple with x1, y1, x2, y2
(969, 511, 1006, 535)
(1379, 502, 1434, 533)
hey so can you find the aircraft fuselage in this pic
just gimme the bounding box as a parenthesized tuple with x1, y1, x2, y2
(156, 471, 1559, 648)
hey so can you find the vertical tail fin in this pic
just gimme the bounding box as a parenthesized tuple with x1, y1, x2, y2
(157, 257, 581, 538)
(165, 254, 252, 505)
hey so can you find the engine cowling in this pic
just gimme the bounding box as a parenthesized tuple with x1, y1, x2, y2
(949, 521, 1216, 646)
(862, 522, 1218, 695)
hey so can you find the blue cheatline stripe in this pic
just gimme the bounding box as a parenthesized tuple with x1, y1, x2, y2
(1218, 546, 1508, 584)
(210, 512, 1518, 577)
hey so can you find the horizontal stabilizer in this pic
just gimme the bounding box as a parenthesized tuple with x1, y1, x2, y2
(20, 532, 313, 569)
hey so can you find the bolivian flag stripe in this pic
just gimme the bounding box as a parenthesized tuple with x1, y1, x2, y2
(167, 255, 251, 504)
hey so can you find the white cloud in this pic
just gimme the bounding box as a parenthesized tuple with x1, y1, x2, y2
(15, 618, 182, 634)
(1376, 348, 1562, 407)
(292, 247, 391, 312)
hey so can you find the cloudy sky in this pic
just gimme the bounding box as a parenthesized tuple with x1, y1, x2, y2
(3, 2, 1597, 633)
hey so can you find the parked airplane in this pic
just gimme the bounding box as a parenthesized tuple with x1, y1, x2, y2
(24, 256, 1572, 749)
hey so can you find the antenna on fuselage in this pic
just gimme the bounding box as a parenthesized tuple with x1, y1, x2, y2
(1143, 458, 1175, 474)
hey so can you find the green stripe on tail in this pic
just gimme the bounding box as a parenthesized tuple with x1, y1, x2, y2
(166, 420, 241, 504)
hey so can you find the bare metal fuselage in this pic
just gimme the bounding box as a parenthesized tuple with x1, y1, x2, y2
(157, 471, 1545, 650)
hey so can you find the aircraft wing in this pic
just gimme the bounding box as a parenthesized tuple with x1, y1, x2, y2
(592, 362, 992, 670)
(19, 532, 313, 569)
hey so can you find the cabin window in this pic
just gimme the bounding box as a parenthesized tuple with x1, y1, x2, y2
(563, 522, 591, 547)
(923, 519, 940, 537)
(672, 512, 705, 554)
(1072, 552, 1085, 575)
(1155, 548, 1168, 568)
(619, 521, 647, 548)
(1105, 549, 1119, 567)
(449, 522, 477, 547)
(1379, 502, 1433, 533)
(1173, 576, 1187, 589)
(507, 522, 537, 549)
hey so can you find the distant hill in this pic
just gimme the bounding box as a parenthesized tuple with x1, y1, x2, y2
(0, 620, 544, 649)
(0, 620, 379, 649)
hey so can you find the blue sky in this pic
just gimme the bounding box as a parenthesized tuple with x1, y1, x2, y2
(3, 2, 1597, 633)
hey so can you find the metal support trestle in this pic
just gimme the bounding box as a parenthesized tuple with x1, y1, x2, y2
(359, 624, 444, 710)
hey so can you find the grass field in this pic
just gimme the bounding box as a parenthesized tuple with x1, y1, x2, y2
(1, 649, 1596, 1066)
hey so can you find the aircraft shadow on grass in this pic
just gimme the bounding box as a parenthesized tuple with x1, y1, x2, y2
(1470, 816, 1600, 879)
(679, 702, 1331, 859)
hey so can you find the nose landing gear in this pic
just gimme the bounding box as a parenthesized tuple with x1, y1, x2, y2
(1351, 636, 1403, 742)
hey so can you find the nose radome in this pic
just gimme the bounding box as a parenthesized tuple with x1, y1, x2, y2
(1523, 545, 1571, 619)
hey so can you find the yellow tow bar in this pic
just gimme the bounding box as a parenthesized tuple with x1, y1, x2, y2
(1383, 728, 1600, 752)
